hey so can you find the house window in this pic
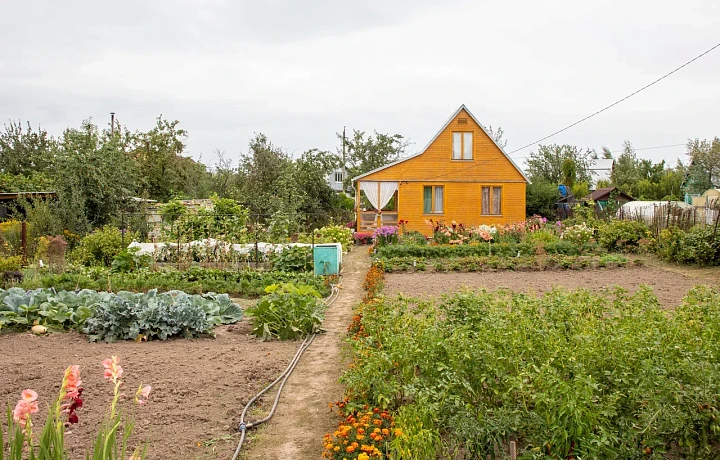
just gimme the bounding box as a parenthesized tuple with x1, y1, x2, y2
(452, 132, 473, 160)
(481, 186, 502, 215)
(334, 171, 343, 183)
(423, 186, 444, 214)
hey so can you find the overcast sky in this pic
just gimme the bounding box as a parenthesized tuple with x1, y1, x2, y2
(1, 0, 718, 169)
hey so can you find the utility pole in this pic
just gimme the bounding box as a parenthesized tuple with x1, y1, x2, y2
(110, 112, 116, 136)
(342, 126, 346, 192)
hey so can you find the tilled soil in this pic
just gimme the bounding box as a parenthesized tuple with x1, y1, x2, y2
(0, 320, 299, 460)
(385, 266, 714, 308)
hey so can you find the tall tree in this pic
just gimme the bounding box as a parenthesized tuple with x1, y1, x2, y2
(684, 137, 720, 194)
(54, 119, 138, 232)
(525, 144, 592, 185)
(0, 120, 54, 175)
(342, 130, 407, 186)
(611, 141, 639, 190)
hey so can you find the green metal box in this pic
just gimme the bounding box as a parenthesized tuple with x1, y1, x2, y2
(313, 244, 341, 276)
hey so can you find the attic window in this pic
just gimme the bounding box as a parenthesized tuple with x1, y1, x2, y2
(457, 117, 468, 124)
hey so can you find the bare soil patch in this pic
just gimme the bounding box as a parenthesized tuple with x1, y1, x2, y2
(385, 266, 716, 308)
(0, 319, 299, 460)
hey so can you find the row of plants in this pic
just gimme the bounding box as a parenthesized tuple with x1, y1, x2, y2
(2, 356, 151, 459)
(0, 287, 243, 341)
(658, 224, 720, 266)
(340, 277, 720, 458)
(375, 239, 602, 259)
(379, 253, 633, 273)
(11, 266, 331, 298)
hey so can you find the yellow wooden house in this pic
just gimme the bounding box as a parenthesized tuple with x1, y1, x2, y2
(353, 105, 529, 235)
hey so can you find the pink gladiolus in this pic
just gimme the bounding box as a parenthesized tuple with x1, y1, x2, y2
(13, 389, 39, 429)
(135, 384, 152, 404)
(102, 356, 123, 382)
(21, 389, 38, 402)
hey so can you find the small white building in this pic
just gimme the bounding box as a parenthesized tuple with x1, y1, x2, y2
(327, 167, 346, 192)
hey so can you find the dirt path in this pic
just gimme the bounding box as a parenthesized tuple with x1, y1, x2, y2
(240, 248, 369, 459)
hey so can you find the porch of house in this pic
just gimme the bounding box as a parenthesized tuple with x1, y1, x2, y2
(355, 180, 399, 233)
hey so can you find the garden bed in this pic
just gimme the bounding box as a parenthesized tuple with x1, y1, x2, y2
(385, 265, 709, 309)
(0, 318, 298, 459)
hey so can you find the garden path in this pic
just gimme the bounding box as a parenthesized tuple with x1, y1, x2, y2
(241, 247, 369, 459)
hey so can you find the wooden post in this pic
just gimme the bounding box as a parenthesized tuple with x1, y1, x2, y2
(355, 183, 361, 232)
(510, 441, 517, 460)
(20, 221, 27, 266)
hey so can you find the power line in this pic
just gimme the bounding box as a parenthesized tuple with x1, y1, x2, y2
(507, 41, 720, 155)
(507, 142, 689, 158)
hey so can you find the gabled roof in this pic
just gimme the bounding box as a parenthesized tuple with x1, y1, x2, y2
(352, 104, 530, 183)
(585, 187, 634, 202)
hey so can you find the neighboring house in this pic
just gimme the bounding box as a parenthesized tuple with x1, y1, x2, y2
(585, 187, 634, 209)
(352, 105, 529, 235)
(589, 158, 614, 184)
(327, 168, 346, 193)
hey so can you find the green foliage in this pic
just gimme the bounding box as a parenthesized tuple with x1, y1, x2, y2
(161, 199, 187, 222)
(376, 242, 537, 259)
(683, 137, 720, 194)
(68, 226, 135, 267)
(247, 283, 323, 340)
(526, 144, 592, 185)
(16, 266, 330, 298)
(388, 403, 441, 459)
(271, 246, 313, 272)
(525, 181, 561, 218)
(300, 225, 353, 250)
(342, 129, 407, 189)
(345, 286, 720, 458)
(399, 230, 428, 246)
(380, 254, 625, 273)
(111, 247, 151, 273)
(0, 256, 22, 272)
(161, 197, 250, 242)
(596, 219, 652, 252)
(659, 225, 720, 266)
(610, 141, 685, 200)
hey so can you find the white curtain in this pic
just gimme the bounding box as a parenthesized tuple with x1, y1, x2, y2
(360, 181, 398, 211)
(379, 182, 398, 211)
(360, 181, 380, 210)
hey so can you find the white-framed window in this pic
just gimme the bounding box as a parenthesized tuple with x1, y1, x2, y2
(334, 171, 343, 183)
(423, 185, 444, 214)
(481, 186, 502, 215)
(452, 132, 473, 160)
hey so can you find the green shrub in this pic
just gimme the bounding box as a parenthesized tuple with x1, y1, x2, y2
(68, 226, 136, 267)
(376, 242, 537, 259)
(247, 283, 323, 340)
(0, 255, 23, 272)
(400, 230, 428, 246)
(271, 246, 313, 272)
(597, 219, 652, 252)
(111, 246, 151, 273)
(300, 225, 353, 250)
(659, 225, 720, 266)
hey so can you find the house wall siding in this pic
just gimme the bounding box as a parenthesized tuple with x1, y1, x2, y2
(357, 108, 527, 235)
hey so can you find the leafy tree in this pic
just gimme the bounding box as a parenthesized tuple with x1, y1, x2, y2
(526, 144, 592, 185)
(342, 130, 407, 186)
(53, 119, 138, 233)
(0, 120, 54, 175)
(610, 141, 639, 190)
(238, 133, 296, 215)
(684, 137, 720, 194)
(526, 181, 560, 218)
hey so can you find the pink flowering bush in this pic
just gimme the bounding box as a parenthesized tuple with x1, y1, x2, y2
(372, 226, 399, 246)
(0, 356, 150, 459)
